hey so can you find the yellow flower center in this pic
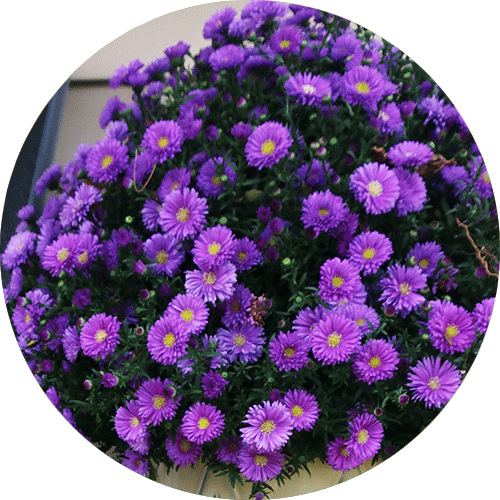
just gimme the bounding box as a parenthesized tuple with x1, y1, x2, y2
(130, 417, 140, 428)
(291, 405, 303, 417)
(399, 282, 412, 295)
(445, 324, 459, 339)
(260, 420, 276, 434)
(212, 175, 222, 186)
(171, 181, 180, 191)
(284, 346, 296, 358)
(156, 250, 168, 264)
(482, 172, 491, 184)
(363, 248, 376, 260)
(355, 81, 370, 94)
(57, 247, 70, 262)
(203, 272, 217, 285)
(208, 242, 221, 255)
(158, 137, 169, 148)
(302, 84, 316, 95)
(153, 395, 166, 410)
(25, 314, 31, 323)
(101, 154, 113, 168)
(327, 333, 342, 348)
(427, 376, 441, 390)
(357, 429, 369, 444)
(237, 251, 247, 261)
(318, 208, 329, 216)
(179, 439, 192, 452)
(355, 318, 365, 326)
(180, 309, 194, 322)
(163, 332, 176, 347)
(331, 275, 344, 288)
(95, 329, 108, 343)
(234, 334, 246, 347)
(197, 417, 211, 430)
(16, 242, 25, 251)
(419, 258, 429, 268)
(78, 251, 88, 264)
(367, 180, 383, 197)
(176, 207, 190, 223)
(254, 454, 269, 467)
(279, 40, 290, 49)
(340, 446, 349, 457)
(261, 139, 276, 155)
(369, 356, 382, 369)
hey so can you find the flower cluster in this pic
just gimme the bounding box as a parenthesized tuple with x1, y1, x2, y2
(2, 1, 497, 497)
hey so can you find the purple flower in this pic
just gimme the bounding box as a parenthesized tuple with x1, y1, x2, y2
(143, 233, 184, 276)
(348, 230, 393, 275)
(147, 314, 189, 365)
(343, 304, 380, 334)
(350, 162, 400, 215)
(217, 322, 265, 364)
(268, 330, 310, 371)
(241, 401, 293, 452)
(140, 120, 184, 163)
(196, 157, 236, 199)
(159, 187, 208, 240)
(394, 167, 427, 216)
(386, 141, 433, 168)
(407, 356, 462, 409)
(136, 377, 178, 426)
(231, 122, 253, 141)
(238, 445, 284, 483)
(380, 264, 427, 317)
(222, 284, 253, 328)
(192, 224, 235, 268)
(201, 370, 229, 399)
(102, 373, 117, 388)
(141, 199, 162, 232)
(1, 231, 36, 270)
(330, 30, 362, 61)
(230, 237, 263, 271)
(181, 402, 225, 444)
(165, 432, 202, 467)
(311, 312, 362, 365)
(164, 40, 190, 60)
(318, 257, 362, 306)
(469, 156, 493, 199)
(353, 339, 399, 384)
(34, 163, 62, 196)
(86, 138, 128, 183)
(283, 389, 320, 431)
(346, 413, 383, 461)
(109, 59, 147, 89)
(62, 325, 80, 363)
(203, 7, 237, 42)
(326, 437, 364, 472)
(270, 25, 302, 56)
(166, 293, 210, 335)
(284, 72, 331, 106)
(371, 102, 404, 135)
(115, 400, 147, 444)
(99, 96, 127, 129)
(209, 44, 246, 72)
(406, 241, 444, 277)
(301, 189, 349, 233)
(17, 204, 34, 221)
(296, 159, 333, 188)
(80, 313, 121, 359)
(245, 122, 293, 169)
(426, 300, 476, 354)
(157, 167, 191, 202)
(42, 233, 83, 276)
(122, 450, 149, 477)
(217, 436, 243, 464)
(472, 297, 495, 335)
(185, 262, 237, 305)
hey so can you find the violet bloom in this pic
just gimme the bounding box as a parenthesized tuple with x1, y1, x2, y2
(122, 450, 149, 477)
(196, 157, 236, 199)
(99, 95, 127, 129)
(284, 72, 331, 106)
(86, 138, 128, 183)
(203, 7, 237, 42)
(185, 262, 237, 305)
(371, 102, 404, 135)
(296, 159, 333, 188)
(181, 402, 225, 444)
(201, 370, 229, 399)
(350, 162, 400, 215)
(34, 163, 62, 196)
(1, 231, 37, 270)
(143, 233, 184, 276)
(353, 339, 399, 385)
(343, 304, 380, 335)
(386, 141, 433, 168)
(114, 400, 147, 444)
(326, 437, 364, 472)
(209, 44, 246, 72)
(166, 293, 210, 335)
(62, 325, 80, 363)
(140, 120, 184, 164)
(240, 401, 293, 452)
(217, 436, 243, 464)
(406, 241, 444, 278)
(136, 377, 178, 426)
(159, 187, 208, 240)
(283, 389, 320, 431)
(292, 304, 329, 338)
(380, 264, 427, 317)
(42, 232, 83, 277)
(80, 313, 121, 359)
(238, 445, 284, 483)
(407, 356, 462, 409)
(346, 413, 384, 461)
(141, 199, 162, 232)
(472, 297, 495, 335)
(348, 230, 393, 275)
(147, 314, 189, 365)
(230, 237, 263, 271)
(165, 432, 202, 467)
(222, 284, 254, 328)
(217, 322, 265, 364)
(245, 122, 293, 170)
(102, 373, 117, 388)
(394, 167, 427, 216)
(192, 224, 235, 268)
(426, 300, 476, 354)
(268, 330, 310, 371)
(301, 189, 349, 233)
(330, 29, 362, 61)
(318, 257, 362, 306)
(310, 312, 362, 365)
(157, 167, 191, 202)
(270, 25, 302, 56)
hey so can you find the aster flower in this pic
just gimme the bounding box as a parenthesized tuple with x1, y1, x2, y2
(393, 167, 427, 216)
(318, 257, 362, 306)
(371, 102, 404, 135)
(326, 437, 365, 473)
(75, 233, 101, 270)
(292, 305, 329, 338)
(62, 325, 80, 363)
(330, 29, 362, 61)
(426, 300, 476, 354)
(181, 402, 225, 444)
(240, 401, 293, 452)
(269, 25, 302, 56)
(230, 237, 263, 271)
(157, 167, 191, 201)
(217, 322, 265, 364)
(140, 120, 184, 164)
(268, 330, 310, 371)
(196, 157, 236, 199)
(159, 187, 208, 240)
(166, 293, 210, 335)
(1, 231, 37, 270)
(350, 162, 400, 215)
(203, 7, 237, 42)
(114, 400, 147, 443)
(122, 450, 149, 477)
(102, 373, 117, 388)
(34, 163, 62, 196)
(42, 232, 83, 276)
(147, 314, 189, 365)
(80, 313, 121, 359)
(406, 241, 445, 277)
(209, 44, 246, 72)
(407, 356, 462, 409)
(472, 297, 495, 335)
(109, 59, 147, 89)
(343, 304, 380, 334)
(348, 230, 393, 275)
(310, 312, 362, 365)
(59, 183, 103, 229)
(238, 444, 284, 483)
(136, 377, 178, 426)
(141, 199, 162, 232)
(222, 284, 254, 328)
(217, 436, 243, 464)
(346, 413, 384, 461)
(192, 224, 235, 268)
(296, 159, 333, 188)
(301, 189, 349, 233)
(99, 95, 127, 129)
(201, 370, 229, 399)
(86, 138, 128, 183)
(245, 122, 293, 169)
(386, 141, 433, 168)
(284, 73, 331, 106)
(380, 264, 427, 317)
(353, 339, 399, 384)
(165, 432, 202, 467)
(283, 389, 320, 431)
(143, 233, 184, 276)
(185, 262, 237, 305)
